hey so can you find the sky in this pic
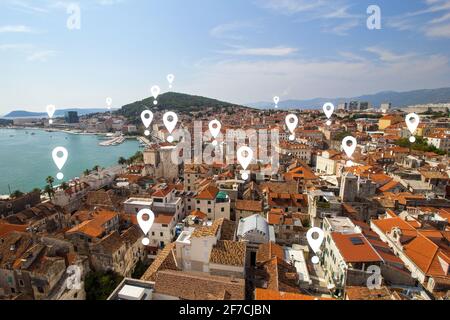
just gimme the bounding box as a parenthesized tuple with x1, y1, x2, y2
(1, 0, 450, 113)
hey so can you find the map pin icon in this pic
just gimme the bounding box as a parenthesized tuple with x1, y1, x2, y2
(285, 114, 298, 141)
(167, 74, 175, 89)
(209, 120, 221, 146)
(237, 146, 253, 180)
(52, 147, 68, 180)
(47, 105, 56, 124)
(163, 111, 178, 143)
(323, 102, 334, 125)
(405, 113, 420, 143)
(342, 136, 357, 166)
(273, 96, 280, 108)
(141, 110, 154, 136)
(106, 97, 112, 110)
(307, 227, 324, 264)
(151, 85, 161, 105)
(137, 208, 155, 246)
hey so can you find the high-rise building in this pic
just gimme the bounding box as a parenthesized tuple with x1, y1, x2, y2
(65, 111, 79, 123)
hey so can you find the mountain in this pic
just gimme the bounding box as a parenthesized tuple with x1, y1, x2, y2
(3, 108, 114, 118)
(248, 87, 450, 109)
(118, 92, 249, 120)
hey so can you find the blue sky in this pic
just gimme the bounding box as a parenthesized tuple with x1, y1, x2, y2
(1, 0, 450, 113)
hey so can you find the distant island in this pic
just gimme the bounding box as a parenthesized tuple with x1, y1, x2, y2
(3, 108, 115, 118)
(249, 87, 450, 109)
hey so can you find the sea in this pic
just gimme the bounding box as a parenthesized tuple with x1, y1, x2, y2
(0, 128, 140, 195)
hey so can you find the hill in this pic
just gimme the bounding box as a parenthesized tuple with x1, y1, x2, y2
(3, 108, 114, 118)
(249, 87, 450, 109)
(118, 92, 248, 120)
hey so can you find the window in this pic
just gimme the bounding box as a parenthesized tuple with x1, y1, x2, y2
(152, 232, 155, 236)
(208, 209, 211, 213)
(208, 201, 211, 205)
(160, 232, 163, 237)
(19, 279, 24, 287)
(162, 224, 168, 227)
(197, 200, 200, 204)
(188, 206, 191, 210)
(221, 207, 224, 212)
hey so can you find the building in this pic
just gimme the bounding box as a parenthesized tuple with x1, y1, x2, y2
(378, 115, 403, 130)
(321, 232, 383, 297)
(0, 191, 41, 219)
(65, 111, 79, 124)
(339, 172, 358, 202)
(235, 200, 264, 220)
(195, 185, 230, 221)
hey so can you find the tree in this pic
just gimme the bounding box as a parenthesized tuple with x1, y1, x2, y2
(92, 165, 100, 172)
(46, 176, 55, 189)
(85, 271, 123, 300)
(84, 169, 90, 176)
(44, 185, 55, 200)
(10, 190, 24, 199)
(118, 157, 127, 165)
(32, 188, 41, 194)
(61, 182, 70, 191)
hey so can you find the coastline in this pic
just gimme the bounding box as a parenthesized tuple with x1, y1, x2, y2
(0, 129, 141, 195)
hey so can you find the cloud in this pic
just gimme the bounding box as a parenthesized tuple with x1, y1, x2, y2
(258, 0, 325, 15)
(365, 47, 416, 63)
(27, 50, 57, 62)
(210, 22, 257, 40)
(425, 23, 450, 37)
(328, 20, 359, 36)
(387, 0, 450, 38)
(0, 43, 33, 51)
(218, 46, 298, 57)
(183, 52, 450, 104)
(0, 25, 35, 33)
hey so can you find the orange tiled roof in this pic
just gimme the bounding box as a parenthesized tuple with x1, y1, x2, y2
(255, 288, 334, 300)
(331, 233, 383, 263)
(66, 210, 117, 238)
(196, 185, 219, 200)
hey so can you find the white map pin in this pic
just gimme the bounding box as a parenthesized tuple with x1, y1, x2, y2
(151, 85, 161, 105)
(237, 146, 253, 180)
(106, 97, 112, 110)
(209, 120, 221, 146)
(141, 110, 154, 136)
(323, 102, 334, 125)
(137, 208, 155, 246)
(47, 105, 56, 124)
(285, 114, 298, 141)
(306, 227, 324, 264)
(273, 96, 280, 108)
(405, 113, 420, 143)
(167, 74, 175, 89)
(52, 147, 68, 180)
(163, 111, 178, 143)
(342, 136, 357, 166)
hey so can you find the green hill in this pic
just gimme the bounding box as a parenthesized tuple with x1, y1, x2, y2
(118, 92, 249, 120)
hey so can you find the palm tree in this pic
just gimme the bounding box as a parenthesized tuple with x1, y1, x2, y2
(10, 190, 24, 199)
(44, 185, 55, 200)
(46, 176, 55, 189)
(61, 182, 69, 191)
(92, 165, 100, 172)
(83, 169, 90, 176)
(118, 157, 127, 165)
